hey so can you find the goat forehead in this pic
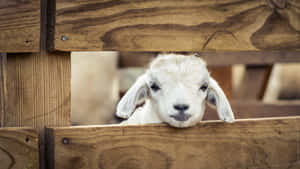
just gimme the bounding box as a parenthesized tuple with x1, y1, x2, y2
(150, 63, 208, 83)
(148, 54, 209, 85)
(149, 70, 209, 88)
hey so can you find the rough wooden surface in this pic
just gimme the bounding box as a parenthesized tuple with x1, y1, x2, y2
(53, 0, 300, 51)
(235, 65, 273, 100)
(0, 128, 39, 169)
(5, 52, 71, 128)
(119, 51, 300, 67)
(204, 100, 300, 120)
(0, 0, 40, 52)
(47, 116, 300, 169)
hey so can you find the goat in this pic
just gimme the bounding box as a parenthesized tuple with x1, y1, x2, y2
(116, 53, 235, 128)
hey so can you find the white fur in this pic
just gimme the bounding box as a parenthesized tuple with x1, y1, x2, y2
(116, 53, 235, 128)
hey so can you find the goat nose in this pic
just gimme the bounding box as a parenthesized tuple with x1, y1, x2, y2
(173, 104, 189, 111)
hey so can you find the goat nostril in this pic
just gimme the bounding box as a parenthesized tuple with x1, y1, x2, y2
(173, 104, 189, 111)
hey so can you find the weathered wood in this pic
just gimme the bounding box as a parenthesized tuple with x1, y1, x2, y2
(5, 52, 71, 128)
(52, 0, 300, 51)
(47, 116, 300, 169)
(203, 100, 300, 120)
(235, 65, 273, 100)
(0, 128, 39, 169)
(0, 53, 7, 127)
(120, 51, 300, 67)
(0, 0, 40, 52)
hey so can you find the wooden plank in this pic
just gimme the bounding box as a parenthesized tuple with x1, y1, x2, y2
(119, 51, 300, 67)
(0, 128, 39, 169)
(47, 116, 300, 169)
(53, 0, 300, 51)
(234, 65, 273, 100)
(0, 0, 40, 52)
(203, 100, 300, 120)
(5, 52, 71, 129)
(0, 53, 7, 127)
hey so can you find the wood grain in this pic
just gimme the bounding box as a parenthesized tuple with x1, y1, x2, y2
(204, 100, 300, 120)
(53, 0, 300, 51)
(5, 52, 71, 129)
(119, 51, 300, 67)
(47, 116, 300, 169)
(0, 0, 40, 52)
(0, 128, 39, 169)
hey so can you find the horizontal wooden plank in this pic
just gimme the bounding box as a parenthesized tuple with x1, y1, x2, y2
(47, 116, 300, 169)
(53, 0, 300, 51)
(204, 100, 300, 120)
(0, 0, 40, 53)
(0, 128, 39, 169)
(119, 51, 300, 67)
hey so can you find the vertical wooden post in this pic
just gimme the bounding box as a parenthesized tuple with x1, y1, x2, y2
(0, 53, 7, 127)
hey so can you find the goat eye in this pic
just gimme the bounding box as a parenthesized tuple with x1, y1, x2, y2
(150, 83, 161, 92)
(200, 83, 208, 91)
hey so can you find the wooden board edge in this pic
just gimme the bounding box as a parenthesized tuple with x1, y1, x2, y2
(47, 116, 300, 130)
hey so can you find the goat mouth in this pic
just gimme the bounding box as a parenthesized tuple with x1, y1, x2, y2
(170, 113, 191, 122)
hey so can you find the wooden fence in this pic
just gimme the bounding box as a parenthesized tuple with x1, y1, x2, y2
(0, 0, 300, 169)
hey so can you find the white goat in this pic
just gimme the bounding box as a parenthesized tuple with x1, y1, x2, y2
(116, 53, 235, 128)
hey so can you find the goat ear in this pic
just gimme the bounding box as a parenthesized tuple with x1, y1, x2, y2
(206, 77, 235, 123)
(116, 74, 149, 119)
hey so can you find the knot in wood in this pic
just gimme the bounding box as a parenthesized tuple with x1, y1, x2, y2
(268, 0, 287, 9)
